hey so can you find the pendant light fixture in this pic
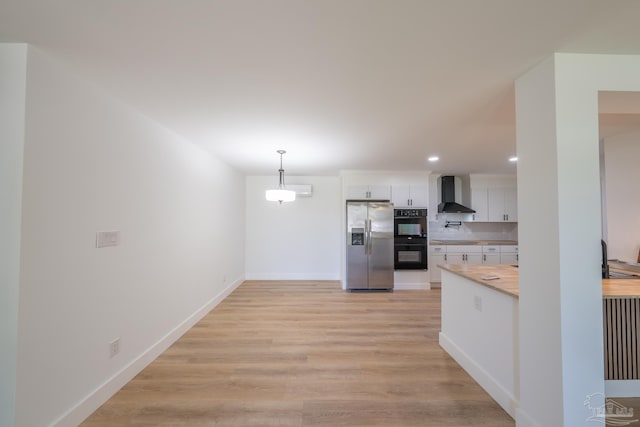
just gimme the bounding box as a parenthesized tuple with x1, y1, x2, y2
(265, 150, 296, 204)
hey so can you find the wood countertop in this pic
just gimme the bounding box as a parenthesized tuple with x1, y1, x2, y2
(602, 279, 640, 298)
(440, 264, 640, 299)
(440, 264, 520, 297)
(430, 240, 518, 246)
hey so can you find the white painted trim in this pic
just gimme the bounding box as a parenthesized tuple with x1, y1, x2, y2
(394, 283, 430, 290)
(439, 332, 518, 418)
(52, 276, 245, 427)
(515, 407, 541, 427)
(605, 380, 640, 397)
(244, 273, 340, 280)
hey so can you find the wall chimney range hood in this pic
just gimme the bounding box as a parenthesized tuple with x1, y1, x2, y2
(437, 176, 476, 214)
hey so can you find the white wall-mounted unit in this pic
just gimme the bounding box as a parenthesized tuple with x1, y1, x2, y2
(287, 184, 313, 197)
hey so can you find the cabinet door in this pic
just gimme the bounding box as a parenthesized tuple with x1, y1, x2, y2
(447, 253, 465, 264)
(466, 253, 483, 265)
(409, 184, 428, 207)
(470, 188, 489, 221)
(482, 253, 501, 265)
(504, 188, 517, 222)
(482, 246, 500, 264)
(429, 253, 446, 282)
(347, 185, 369, 199)
(501, 253, 518, 265)
(487, 188, 506, 221)
(391, 185, 411, 207)
(368, 185, 391, 200)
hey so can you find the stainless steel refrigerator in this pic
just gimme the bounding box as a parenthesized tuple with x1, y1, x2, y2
(346, 201, 394, 290)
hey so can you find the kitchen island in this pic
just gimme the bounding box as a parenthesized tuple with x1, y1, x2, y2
(439, 264, 640, 417)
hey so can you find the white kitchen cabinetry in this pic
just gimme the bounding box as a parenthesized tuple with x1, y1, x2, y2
(347, 185, 391, 200)
(470, 188, 489, 221)
(488, 188, 517, 222)
(500, 245, 519, 265)
(391, 184, 428, 208)
(430, 244, 518, 282)
(429, 245, 447, 282)
(446, 245, 482, 265)
(482, 245, 501, 265)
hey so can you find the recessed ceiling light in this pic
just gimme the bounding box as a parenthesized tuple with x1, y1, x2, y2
(428, 156, 439, 162)
(509, 157, 518, 162)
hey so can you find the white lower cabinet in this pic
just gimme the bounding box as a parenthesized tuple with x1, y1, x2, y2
(483, 253, 501, 264)
(500, 245, 519, 265)
(429, 253, 446, 282)
(446, 245, 482, 265)
(430, 244, 518, 282)
(482, 245, 501, 265)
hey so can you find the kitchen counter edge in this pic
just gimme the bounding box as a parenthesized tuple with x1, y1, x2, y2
(430, 240, 518, 246)
(440, 264, 640, 299)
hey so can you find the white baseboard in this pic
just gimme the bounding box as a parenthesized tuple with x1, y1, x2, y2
(605, 380, 640, 397)
(439, 332, 518, 418)
(52, 276, 245, 427)
(394, 282, 430, 290)
(515, 407, 541, 427)
(244, 273, 340, 280)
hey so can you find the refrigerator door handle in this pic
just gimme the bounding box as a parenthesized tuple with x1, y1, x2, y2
(366, 219, 372, 255)
(364, 218, 370, 255)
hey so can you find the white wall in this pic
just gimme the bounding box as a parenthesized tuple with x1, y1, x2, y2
(245, 175, 341, 280)
(14, 47, 245, 427)
(0, 43, 28, 427)
(604, 130, 640, 262)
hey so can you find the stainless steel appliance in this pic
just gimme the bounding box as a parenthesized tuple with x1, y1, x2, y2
(394, 208, 428, 270)
(346, 201, 394, 290)
(438, 176, 475, 213)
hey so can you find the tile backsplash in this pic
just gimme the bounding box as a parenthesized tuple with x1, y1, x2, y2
(429, 216, 518, 241)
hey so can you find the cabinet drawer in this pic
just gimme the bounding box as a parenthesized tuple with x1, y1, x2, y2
(500, 245, 518, 253)
(445, 245, 481, 254)
(482, 245, 500, 254)
(429, 245, 447, 253)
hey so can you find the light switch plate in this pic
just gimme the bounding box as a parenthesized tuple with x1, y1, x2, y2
(96, 231, 120, 248)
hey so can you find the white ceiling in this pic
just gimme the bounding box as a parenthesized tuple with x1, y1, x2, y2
(2, 0, 640, 175)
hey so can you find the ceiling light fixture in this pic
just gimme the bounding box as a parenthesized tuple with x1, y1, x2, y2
(265, 150, 296, 204)
(509, 156, 518, 162)
(428, 156, 439, 162)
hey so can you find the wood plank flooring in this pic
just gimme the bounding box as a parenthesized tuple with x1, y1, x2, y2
(82, 281, 514, 426)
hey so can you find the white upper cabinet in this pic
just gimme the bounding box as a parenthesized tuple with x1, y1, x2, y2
(346, 185, 391, 200)
(470, 188, 489, 222)
(469, 175, 517, 222)
(488, 188, 517, 222)
(391, 184, 428, 208)
(503, 188, 517, 222)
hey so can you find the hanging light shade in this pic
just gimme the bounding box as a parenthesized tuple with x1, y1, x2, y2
(265, 150, 296, 204)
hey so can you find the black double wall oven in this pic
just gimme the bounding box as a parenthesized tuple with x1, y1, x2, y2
(394, 208, 428, 270)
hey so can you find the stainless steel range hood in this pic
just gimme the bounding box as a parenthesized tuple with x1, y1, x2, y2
(437, 176, 475, 214)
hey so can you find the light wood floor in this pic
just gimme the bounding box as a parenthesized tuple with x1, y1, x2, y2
(82, 281, 514, 426)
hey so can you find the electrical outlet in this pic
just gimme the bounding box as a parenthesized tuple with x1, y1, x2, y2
(96, 231, 120, 248)
(474, 295, 482, 312)
(109, 338, 120, 358)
